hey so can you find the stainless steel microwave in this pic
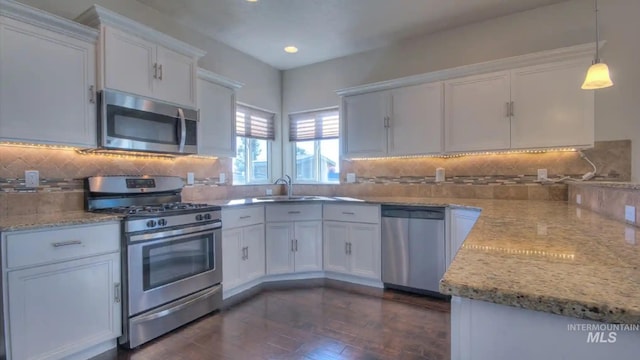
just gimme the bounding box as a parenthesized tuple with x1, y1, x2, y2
(99, 90, 198, 154)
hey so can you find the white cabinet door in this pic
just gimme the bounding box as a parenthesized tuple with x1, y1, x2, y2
(197, 77, 236, 157)
(265, 222, 294, 275)
(323, 221, 350, 274)
(222, 228, 243, 291)
(155, 46, 196, 107)
(103, 27, 155, 98)
(448, 209, 480, 267)
(342, 91, 389, 157)
(510, 60, 594, 149)
(0, 16, 96, 147)
(445, 71, 511, 152)
(389, 82, 443, 155)
(349, 223, 381, 280)
(7, 253, 121, 360)
(293, 221, 323, 272)
(243, 224, 265, 282)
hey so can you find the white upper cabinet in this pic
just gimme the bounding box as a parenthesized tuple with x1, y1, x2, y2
(0, 1, 98, 147)
(342, 91, 389, 157)
(103, 27, 155, 99)
(444, 71, 511, 152)
(389, 82, 443, 156)
(510, 59, 594, 149)
(76, 5, 205, 108)
(197, 69, 242, 157)
(342, 82, 444, 158)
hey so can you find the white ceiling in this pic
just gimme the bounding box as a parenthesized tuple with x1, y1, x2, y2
(137, 0, 569, 70)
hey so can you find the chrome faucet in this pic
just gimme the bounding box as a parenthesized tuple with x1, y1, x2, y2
(274, 174, 293, 198)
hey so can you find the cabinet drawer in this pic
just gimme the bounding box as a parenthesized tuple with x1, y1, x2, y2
(222, 205, 264, 229)
(266, 204, 322, 222)
(323, 204, 380, 224)
(5, 222, 120, 269)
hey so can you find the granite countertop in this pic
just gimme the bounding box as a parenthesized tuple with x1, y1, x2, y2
(0, 211, 121, 231)
(363, 197, 640, 325)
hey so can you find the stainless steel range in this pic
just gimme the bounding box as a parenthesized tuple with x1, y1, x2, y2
(86, 175, 222, 349)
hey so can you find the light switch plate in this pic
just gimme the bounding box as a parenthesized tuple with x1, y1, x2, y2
(576, 194, 582, 205)
(346, 173, 356, 183)
(625, 205, 635, 223)
(537, 169, 547, 181)
(25, 170, 39, 188)
(186, 172, 195, 185)
(219, 173, 226, 184)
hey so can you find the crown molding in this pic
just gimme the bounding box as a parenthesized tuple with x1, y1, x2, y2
(0, 0, 98, 42)
(75, 5, 206, 58)
(197, 68, 244, 89)
(336, 42, 603, 96)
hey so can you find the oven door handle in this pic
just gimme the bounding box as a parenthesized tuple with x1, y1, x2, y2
(177, 108, 187, 153)
(132, 285, 221, 323)
(129, 221, 221, 243)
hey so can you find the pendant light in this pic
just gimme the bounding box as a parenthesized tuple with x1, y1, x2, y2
(581, 0, 613, 89)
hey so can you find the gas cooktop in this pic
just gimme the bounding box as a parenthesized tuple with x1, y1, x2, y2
(99, 202, 217, 216)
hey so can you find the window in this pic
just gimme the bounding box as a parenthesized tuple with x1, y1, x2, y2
(234, 104, 275, 185)
(289, 108, 340, 183)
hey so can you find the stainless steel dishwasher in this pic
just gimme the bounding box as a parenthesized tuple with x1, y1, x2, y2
(381, 205, 446, 295)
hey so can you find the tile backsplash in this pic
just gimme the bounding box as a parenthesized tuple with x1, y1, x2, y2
(0, 140, 631, 216)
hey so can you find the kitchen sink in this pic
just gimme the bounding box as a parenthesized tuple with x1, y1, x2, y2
(252, 195, 327, 201)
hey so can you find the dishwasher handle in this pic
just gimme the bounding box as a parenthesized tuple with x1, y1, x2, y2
(381, 206, 445, 220)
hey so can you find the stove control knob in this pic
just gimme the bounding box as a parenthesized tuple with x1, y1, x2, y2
(204, 213, 212, 220)
(196, 214, 204, 221)
(146, 220, 157, 228)
(158, 219, 167, 227)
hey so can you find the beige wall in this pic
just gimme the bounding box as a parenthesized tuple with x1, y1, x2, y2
(282, 0, 640, 180)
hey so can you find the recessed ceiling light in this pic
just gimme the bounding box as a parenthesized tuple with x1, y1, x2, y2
(284, 46, 298, 54)
(246, 0, 258, 2)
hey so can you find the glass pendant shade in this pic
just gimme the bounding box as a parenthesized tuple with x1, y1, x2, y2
(581, 62, 614, 89)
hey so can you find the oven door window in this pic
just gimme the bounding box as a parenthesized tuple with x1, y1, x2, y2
(142, 233, 214, 291)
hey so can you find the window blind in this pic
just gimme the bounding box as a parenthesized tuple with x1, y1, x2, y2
(236, 104, 275, 140)
(289, 108, 339, 141)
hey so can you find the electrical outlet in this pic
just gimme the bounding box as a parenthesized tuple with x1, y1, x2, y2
(187, 172, 195, 185)
(537, 169, 548, 181)
(346, 173, 356, 183)
(219, 173, 226, 184)
(25, 170, 39, 188)
(576, 194, 582, 205)
(625, 226, 636, 245)
(625, 205, 635, 223)
(266, 188, 273, 196)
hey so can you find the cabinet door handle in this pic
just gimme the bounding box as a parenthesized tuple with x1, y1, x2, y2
(294, 239, 298, 252)
(348, 242, 352, 255)
(505, 102, 510, 118)
(342, 211, 355, 215)
(153, 63, 158, 79)
(239, 215, 251, 219)
(345, 242, 349, 255)
(245, 246, 249, 260)
(52, 240, 82, 247)
(288, 211, 301, 214)
(159, 64, 163, 80)
(510, 101, 514, 117)
(89, 85, 95, 104)
(114, 283, 121, 303)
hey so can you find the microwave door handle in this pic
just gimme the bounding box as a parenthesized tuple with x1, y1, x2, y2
(177, 108, 187, 153)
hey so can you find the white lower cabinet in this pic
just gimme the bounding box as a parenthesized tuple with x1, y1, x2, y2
(446, 208, 480, 268)
(2, 222, 121, 360)
(221, 206, 265, 297)
(265, 221, 323, 274)
(323, 204, 381, 280)
(265, 204, 323, 275)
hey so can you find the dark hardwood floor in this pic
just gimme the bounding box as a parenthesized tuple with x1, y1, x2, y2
(93, 287, 450, 360)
